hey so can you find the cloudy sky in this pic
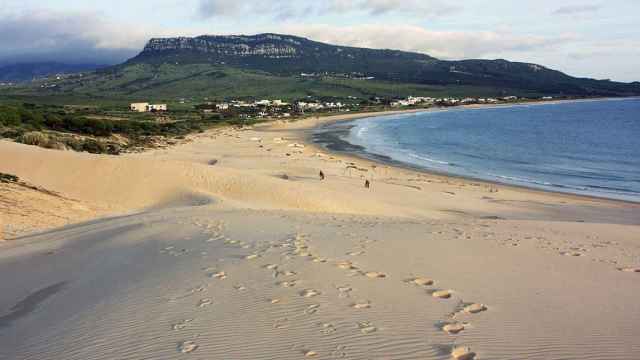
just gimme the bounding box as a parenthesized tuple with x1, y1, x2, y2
(2, 0, 639, 82)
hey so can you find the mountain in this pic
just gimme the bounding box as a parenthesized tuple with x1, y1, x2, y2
(0, 62, 107, 82)
(124, 34, 639, 97)
(129, 34, 437, 79)
(4, 34, 639, 100)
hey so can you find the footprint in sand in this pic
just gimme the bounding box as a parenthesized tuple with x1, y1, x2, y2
(357, 321, 378, 334)
(336, 285, 353, 298)
(431, 290, 453, 299)
(206, 235, 225, 242)
(351, 301, 371, 309)
(619, 267, 640, 273)
(300, 289, 321, 298)
(365, 271, 387, 279)
(337, 261, 358, 270)
(464, 303, 488, 314)
(560, 251, 584, 257)
(210, 271, 227, 280)
(197, 298, 213, 307)
(178, 340, 198, 354)
(245, 254, 260, 260)
(168, 286, 207, 302)
(405, 277, 434, 286)
(320, 322, 337, 335)
(305, 304, 320, 315)
(303, 350, 318, 357)
(273, 318, 289, 329)
(233, 284, 247, 291)
(331, 345, 347, 358)
(172, 319, 194, 330)
(442, 322, 466, 334)
(278, 280, 298, 288)
(451, 346, 476, 360)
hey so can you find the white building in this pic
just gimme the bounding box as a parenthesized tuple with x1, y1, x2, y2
(148, 104, 167, 112)
(130, 102, 149, 112)
(129, 102, 167, 112)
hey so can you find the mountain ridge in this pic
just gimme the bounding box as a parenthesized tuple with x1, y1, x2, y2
(0, 62, 106, 82)
(123, 33, 639, 96)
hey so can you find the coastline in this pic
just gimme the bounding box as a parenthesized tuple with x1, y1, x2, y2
(297, 102, 640, 207)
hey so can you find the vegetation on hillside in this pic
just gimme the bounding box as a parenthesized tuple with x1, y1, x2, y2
(0, 103, 262, 154)
(1, 63, 548, 103)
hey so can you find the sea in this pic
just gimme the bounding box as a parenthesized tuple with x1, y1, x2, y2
(313, 98, 640, 202)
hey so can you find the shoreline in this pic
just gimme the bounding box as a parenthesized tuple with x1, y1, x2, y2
(291, 103, 640, 207)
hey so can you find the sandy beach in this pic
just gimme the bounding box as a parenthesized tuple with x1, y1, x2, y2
(1, 110, 639, 360)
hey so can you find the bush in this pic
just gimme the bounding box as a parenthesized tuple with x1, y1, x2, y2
(81, 139, 108, 154)
(0, 106, 21, 126)
(60, 137, 84, 151)
(44, 140, 67, 150)
(44, 113, 65, 130)
(17, 131, 50, 147)
(19, 109, 45, 128)
(0, 173, 19, 183)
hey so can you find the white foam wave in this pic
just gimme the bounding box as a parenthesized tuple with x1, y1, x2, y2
(407, 153, 450, 165)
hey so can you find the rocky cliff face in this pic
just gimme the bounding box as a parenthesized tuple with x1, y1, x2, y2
(142, 34, 303, 58)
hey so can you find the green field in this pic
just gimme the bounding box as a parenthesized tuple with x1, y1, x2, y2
(0, 63, 547, 108)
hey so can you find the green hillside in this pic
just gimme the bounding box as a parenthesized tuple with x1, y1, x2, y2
(1, 63, 547, 106)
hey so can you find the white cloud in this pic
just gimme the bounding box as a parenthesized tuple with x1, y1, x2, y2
(0, 9, 212, 64)
(553, 4, 600, 15)
(0, 10, 150, 64)
(280, 24, 575, 60)
(197, 0, 459, 18)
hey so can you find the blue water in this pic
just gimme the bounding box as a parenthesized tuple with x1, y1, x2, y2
(345, 98, 640, 202)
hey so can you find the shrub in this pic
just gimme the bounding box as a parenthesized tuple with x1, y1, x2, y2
(17, 131, 50, 147)
(19, 109, 45, 128)
(0, 172, 19, 183)
(44, 140, 67, 150)
(0, 106, 21, 126)
(44, 113, 65, 130)
(81, 139, 108, 154)
(65, 138, 83, 151)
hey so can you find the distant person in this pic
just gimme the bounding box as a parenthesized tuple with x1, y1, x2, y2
(365, 180, 370, 189)
(319, 170, 325, 180)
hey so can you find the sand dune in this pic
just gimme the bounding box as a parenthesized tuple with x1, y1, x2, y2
(1, 111, 640, 359)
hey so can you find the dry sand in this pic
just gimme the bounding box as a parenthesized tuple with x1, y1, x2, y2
(1, 110, 639, 360)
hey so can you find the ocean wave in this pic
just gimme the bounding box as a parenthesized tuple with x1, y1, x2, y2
(355, 126, 369, 138)
(407, 153, 451, 165)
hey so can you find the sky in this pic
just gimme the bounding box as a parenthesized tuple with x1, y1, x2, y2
(1, 0, 639, 82)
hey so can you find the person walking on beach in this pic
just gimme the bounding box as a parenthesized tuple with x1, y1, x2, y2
(364, 179, 370, 189)
(319, 170, 325, 181)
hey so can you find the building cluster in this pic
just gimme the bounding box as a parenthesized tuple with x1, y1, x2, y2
(295, 101, 345, 111)
(129, 102, 168, 113)
(390, 96, 436, 107)
(390, 96, 522, 107)
(210, 99, 289, 111)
